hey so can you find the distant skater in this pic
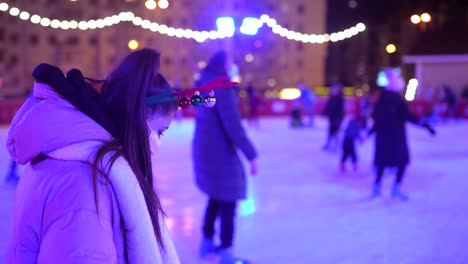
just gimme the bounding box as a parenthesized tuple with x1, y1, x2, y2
(323, 83, 345, 151)
(369, 68, 435, 200)
(340, 115, 364, 172)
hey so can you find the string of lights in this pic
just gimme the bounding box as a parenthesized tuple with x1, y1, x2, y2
(259, 14, 366, 44)
(0, 2, 366, 44)
(144, 0, 169, 10)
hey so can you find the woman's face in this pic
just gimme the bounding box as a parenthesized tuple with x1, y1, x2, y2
(147, 112, 175, 137)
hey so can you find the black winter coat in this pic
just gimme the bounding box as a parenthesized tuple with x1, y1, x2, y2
(323, 95, 344, 122)
(370, 90, 421, 167)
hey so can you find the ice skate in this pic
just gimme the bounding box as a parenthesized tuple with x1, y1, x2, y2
(392, 184, 409, 201)
(219, 248, 250, 264)
(199, 237, 217, 258)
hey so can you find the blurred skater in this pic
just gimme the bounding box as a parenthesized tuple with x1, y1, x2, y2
(298, 83, 317, 127)
(6, 50, 180, 263)
(193, 51, 258, 264)
(441, 85, 458, 122)
(246, 82, 261, 128)
(340, 115, 364, 172)
(369, 68, 435, 200)
(290, 106, 304, 127)
(322, 83, 345, 151)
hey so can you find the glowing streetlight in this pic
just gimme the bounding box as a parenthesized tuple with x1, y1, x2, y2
(411, 15, 421, 24)
(145, 0, 157, 10)
(128, 39, 139, 50)
(158, 0, 169, 9)
(386, 44, 397, 54)
(421, 13, 431, 23)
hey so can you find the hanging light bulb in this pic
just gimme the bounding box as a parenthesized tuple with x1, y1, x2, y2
(128, 39, 139, 50)
(69, 20, 78, 29)
(19, 11, 30, 20)
(40, 17, 51, 27)
(30, 14, 41, 24)
(9, 7, 20, 16)
(0, 3, 9, 12)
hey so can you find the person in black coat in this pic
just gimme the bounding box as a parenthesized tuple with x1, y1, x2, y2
(323, 83, 345, 151)
(369, 68, 435, 200)
(193, 51, 257, 264)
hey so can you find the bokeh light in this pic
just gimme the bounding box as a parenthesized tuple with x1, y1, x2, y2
(386, 44, 397, 54)
(421, 13, 431, 23)
(279, 88, 301, 100)
(145, 0, 157, 10)
(128, 39, 139, 50)
(245, 54, 254, 63)
(411, 14, 421, 24)
(197, 61, 206, 69)
(216, 17, 235, 37)
(158, 0, 169, 9)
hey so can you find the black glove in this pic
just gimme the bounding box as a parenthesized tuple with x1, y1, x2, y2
(422, 123, 436, 136)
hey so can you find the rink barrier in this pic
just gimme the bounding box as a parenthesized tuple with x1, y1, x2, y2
(182, 98, 468, 119)
(0, 99, 24, 125)
(1, 98, 467, 124)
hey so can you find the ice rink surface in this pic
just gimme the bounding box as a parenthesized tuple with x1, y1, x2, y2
(1, 118, 467, 263)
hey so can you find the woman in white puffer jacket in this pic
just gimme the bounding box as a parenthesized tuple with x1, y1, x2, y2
(6, 49, 180, 263)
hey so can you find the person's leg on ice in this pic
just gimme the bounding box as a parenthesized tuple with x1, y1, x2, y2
(340, 151, 349, 172)
(219, 201, 236, 250)
(200, 198, 219, 257)
(392, 166, 409, 201)
(373, 166, 385, 197)
(218, 201, 250, 264)
(329, 120, 341, 152)
(341, 138, 355, 171)
(323, 119, 333, 150)
(351, 148, 358, 172)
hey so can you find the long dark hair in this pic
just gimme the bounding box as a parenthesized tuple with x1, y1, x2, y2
(93, 48, 166, 249)
(148, 73, 179, 116)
